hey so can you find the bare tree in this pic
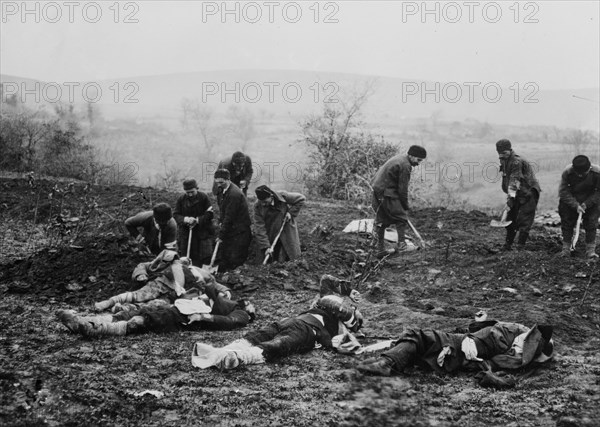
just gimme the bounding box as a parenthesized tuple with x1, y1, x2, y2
(180, 98, 218, 158)
(226, 105, 256, 151)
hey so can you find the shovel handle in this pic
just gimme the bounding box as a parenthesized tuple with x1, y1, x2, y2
(186, 226, 194, 260)
(407, 219, 426, 248)
(209, 240, 220, 268)
(263, 218, 287, 265)
(571, 212, 583, 250)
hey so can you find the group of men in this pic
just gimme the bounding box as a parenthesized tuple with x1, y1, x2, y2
(55, 140, 595, 389)
(372, 141, 599, 258)
(124, 151, 307, 272)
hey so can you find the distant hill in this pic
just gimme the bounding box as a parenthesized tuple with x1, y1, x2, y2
(2, 70, 598, 131)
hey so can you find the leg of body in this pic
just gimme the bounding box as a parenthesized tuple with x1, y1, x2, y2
(357, 341, 417, 376)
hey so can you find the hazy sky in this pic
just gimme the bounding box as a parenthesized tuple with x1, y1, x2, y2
(1, 1, 599, 89)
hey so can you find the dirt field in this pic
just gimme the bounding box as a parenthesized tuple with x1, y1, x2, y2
(1, 177, 599, 427)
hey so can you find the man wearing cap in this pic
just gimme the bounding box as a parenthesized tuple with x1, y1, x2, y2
(124, 203, 177, 255)
(191, 274, 363, 370)
(254, 185, 306, 263)
(496, 139, 541, 251)
(371, 145, 427, 256)
(212, 151, 253, 196)
(558, 155, 600, 258)
(357, 319, 554, 389)
(213, 169, 252, 270)
(174, 179, 215, 266)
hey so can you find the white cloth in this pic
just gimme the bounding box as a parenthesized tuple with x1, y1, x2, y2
(174, 298, 212, 315)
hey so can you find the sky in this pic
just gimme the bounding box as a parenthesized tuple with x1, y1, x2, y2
(1, 0, 599, 90)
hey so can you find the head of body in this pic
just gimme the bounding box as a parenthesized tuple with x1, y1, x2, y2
(152, 203, 173, 228)
(231, 151, 247, 175)
(407, 145, 427, 167)
(183, 178, 199, 198)
(149, 249, 180, 273)
(496, 139, 513, 161)
(214, 169, 231, 193)
(572, 155, 591, 178)
(255, 185, 276, 207)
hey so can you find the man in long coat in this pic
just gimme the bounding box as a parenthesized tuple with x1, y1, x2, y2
(173, 178, 215, 266)
(371, 145, 427, 256)
(253, 185, 306, 263)
(496, 139, 541, 250)
(213, 169, 252, 270)
(212, 151, 253, 196)
(558, 154, 600, 258)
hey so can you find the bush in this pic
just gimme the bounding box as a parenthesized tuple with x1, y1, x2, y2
(300, 103, 399, 203)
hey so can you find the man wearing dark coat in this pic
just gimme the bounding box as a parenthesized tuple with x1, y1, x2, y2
(57, 282, 255, 337)
(124, 203, 177, 255)
(174, 178, 215, 266)
(496, 139, 541, 250)
(213, 169, 252, 270)
(212, 151, 253, 196)
(558, 155, 600, 258)
(371, 145, 427, 256)
(253, 185, 306, 263)
(357, 319, 554, 388)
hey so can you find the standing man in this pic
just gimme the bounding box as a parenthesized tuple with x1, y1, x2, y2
(253, 185, 306, 263)
(124, 203, 177, 255)
(174, 178, 215, 266)
(213, 169, 252, 270)
(558, 155, 600, 258)
(213, 151, 253, 196)
(496, 139, 541, 251)
(371, 145, 427, 256)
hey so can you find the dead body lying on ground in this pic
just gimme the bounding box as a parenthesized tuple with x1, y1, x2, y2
(191, 274, 363, 370)
(56, 281, 255, 336)
(93, 249, 216, 312)
(356, 317, 554, 388)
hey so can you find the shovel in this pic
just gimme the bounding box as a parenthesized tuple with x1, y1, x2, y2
(570, 211, 583, 251)
(202, 240, 220, 274)
(407, 219, 426, 249)
(490, 208, 512, 228)
(263, 218, 287, 265)
(186, 225, 195, 260)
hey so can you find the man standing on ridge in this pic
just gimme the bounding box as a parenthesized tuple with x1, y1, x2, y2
(371, 145, 427, 257)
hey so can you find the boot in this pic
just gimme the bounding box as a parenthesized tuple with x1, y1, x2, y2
(356, 356, 394, 376)
(516, 232, 529, 249)
(502, 229, 517, 251)
(374, 224, 386, 254)
(78, 319, 128, 337)
(560, 241, 571, 257)
(56, 309, 79, 333)
(585, 243, 599, 259)
(95, 292, 135, 312)
(394, 224, 408, 254)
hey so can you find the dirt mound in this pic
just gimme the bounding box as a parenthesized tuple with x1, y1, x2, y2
(1, 177, 600, 426)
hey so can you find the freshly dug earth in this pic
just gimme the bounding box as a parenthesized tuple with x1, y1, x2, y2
(1, 177, 599, 427)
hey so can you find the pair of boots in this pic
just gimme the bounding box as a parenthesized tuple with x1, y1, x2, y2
(356, 355, 395, 376)
(503, 230, 529, 251)
(56, 309, 135, 336)
(561, 240, 598, 259)
(375, 224, 407, 258)
(214, 339, 266, 370)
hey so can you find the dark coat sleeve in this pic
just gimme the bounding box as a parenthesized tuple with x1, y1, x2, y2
(124, 211, 152, 238)
(243, 155, 253, 183)
(558, 168, 580, 209)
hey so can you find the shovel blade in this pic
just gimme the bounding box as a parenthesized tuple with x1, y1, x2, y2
(490, 220, 512, 228)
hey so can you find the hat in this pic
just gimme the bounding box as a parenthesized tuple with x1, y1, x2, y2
(152, 203, 172, 223)
(232, 151, 246, 163)
(408, 145, 427, 158)
(214, 169, 231, 180)
(572, 155, 591, 174)
(255, 185, 273, 200)
(183, 179, 198, 190)
(496, 139, 512, 153)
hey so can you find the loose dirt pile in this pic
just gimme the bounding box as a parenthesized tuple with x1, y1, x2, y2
(1, 177, 599, 426)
